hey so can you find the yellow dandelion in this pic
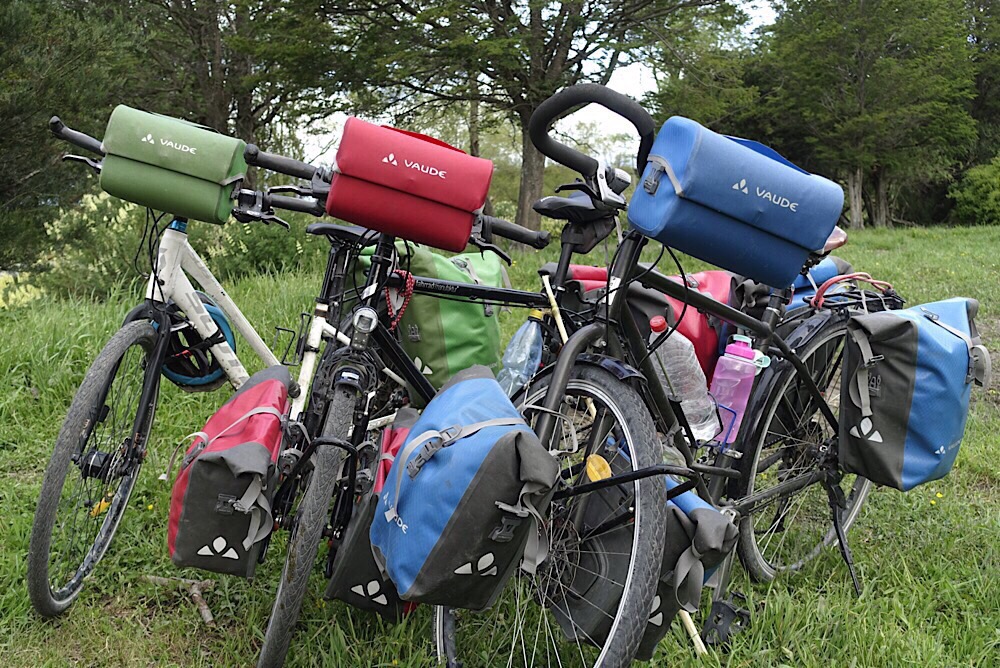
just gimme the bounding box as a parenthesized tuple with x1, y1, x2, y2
(936, 492, 943, 499)
(930, 500, 936, 505)
(147, 504, 154, 511)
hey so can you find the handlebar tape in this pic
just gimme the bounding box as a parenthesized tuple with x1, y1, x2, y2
(527, 84, 655, 176)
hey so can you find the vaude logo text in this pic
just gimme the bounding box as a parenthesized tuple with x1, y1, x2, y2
(756, 186, 798, 212)
(733, 177, 800, 212)
(383, 501, 408, 533)
(381, 152, 447, 179)
(160, 138, 197, 155)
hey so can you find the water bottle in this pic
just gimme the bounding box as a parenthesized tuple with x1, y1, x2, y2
(496, 309, 545, 396)
(649, 316, 720, 443)
(710, 335, 761, 444)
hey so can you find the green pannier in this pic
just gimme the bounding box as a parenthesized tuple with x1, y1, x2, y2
(354, 242, 506, 404)
(100, 105, 247, 225)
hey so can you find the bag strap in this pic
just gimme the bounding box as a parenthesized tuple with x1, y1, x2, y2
(643, 154, 684, 197)
(161, 405, 285, 483)
(848, 323, 880, 418)
(233, 473, 274, 552)
(920, 307, 991, 386)
(811, 272, 893, 309)
(384, 417, 525, 525)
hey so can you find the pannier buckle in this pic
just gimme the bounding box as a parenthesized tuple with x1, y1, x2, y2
(863, 355, 884, 368)
(643, 164, 664, 195)
(407, 436, 448, 478)
(490, 516, 523, 543)
(215, 494, 237, 515)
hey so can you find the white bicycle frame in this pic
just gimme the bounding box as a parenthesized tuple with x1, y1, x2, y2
(149, 223, 404, 427)
(150, 225, 324, 421)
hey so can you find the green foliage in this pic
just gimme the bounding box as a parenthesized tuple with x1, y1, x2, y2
(0, 0, 140, 269)
(34, 192, 325, 299)
(949, 155, 1000, 225)
(0, 228, 998, 665)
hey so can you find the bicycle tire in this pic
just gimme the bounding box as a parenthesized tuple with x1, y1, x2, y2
(734, 312, 872, 581)
(433, 365, 667, 667)
(257, 386, 354, 668)
(28, 321, 159, 617)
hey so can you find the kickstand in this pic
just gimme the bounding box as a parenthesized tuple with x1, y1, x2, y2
(701, 511, 751, 649)
(824, 474, 863, 597)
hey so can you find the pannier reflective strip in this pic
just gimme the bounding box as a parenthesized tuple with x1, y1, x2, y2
(100, 105, 246, 225)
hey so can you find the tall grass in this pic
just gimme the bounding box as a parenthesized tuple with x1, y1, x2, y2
(0, 226, 997, 666)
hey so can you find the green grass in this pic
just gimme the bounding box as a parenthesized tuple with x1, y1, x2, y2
(1, 226, 998, 666)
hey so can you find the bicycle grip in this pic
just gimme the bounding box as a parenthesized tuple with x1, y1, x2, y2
(269, 194, 324, 216)
(482, 215, 551, 249)
(244, 144, 316, 181)
(527, 84, 656, 176)
(49, 116, 105, 156)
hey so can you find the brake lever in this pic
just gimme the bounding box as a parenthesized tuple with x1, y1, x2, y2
(232, 205, 290, 229)
(555, 180, 599, 199)
(62, 154, 102, 173)
(268, 184, 312, 197)
(468, 236, 512, 265)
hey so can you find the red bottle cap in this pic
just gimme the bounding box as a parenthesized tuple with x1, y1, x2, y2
(650, 315, 668, 333)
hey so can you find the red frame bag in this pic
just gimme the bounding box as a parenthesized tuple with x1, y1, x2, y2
(326, 118, 494, 252)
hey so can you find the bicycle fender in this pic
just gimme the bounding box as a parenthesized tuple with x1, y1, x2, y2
(529, 353, 645, 388)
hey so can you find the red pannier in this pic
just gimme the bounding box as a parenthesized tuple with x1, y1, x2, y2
(168, 367, 290, 577)
(325, 118, 494, 252)
(564, 265, 732, 382)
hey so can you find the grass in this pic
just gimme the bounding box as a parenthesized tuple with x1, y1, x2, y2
(1, 225, 998, 666)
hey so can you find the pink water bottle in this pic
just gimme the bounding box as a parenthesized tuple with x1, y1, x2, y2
(710, 335, 760, 444)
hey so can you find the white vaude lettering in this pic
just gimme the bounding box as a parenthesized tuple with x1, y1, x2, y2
(403, 159, 447, 179)
(755, 186, 798, 212)
(384, 503, 408, 533)
(160, 138, 198, 155)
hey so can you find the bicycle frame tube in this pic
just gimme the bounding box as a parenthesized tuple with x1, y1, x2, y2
(146, 224, 279, 389)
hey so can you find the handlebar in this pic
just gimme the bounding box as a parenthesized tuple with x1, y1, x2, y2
(481, 214, 551, 249)
(269, 194, 324, 216)
(49, 116, 104, 156)
(527, 84, 655, 177)
(244, 144, 317, 181)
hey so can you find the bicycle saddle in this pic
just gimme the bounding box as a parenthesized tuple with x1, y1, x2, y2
(820, 226, 848, 253)
(306, 222, 378, 246)
(533, 190, 608, 225)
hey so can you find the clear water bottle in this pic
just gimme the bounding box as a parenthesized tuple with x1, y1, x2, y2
(496, 309, 545, 396)
(710, 334, 761, 444)
(649, 316, 720, 443)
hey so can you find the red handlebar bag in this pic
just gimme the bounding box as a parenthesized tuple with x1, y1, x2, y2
(326, 118, 494, 252)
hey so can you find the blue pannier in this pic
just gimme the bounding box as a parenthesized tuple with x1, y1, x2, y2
(370, 366, 558, 610)
(628, 116, 844, 288)
(840, 298, 991, 491)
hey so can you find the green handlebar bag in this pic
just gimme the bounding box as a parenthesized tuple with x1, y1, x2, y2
(354, 241, 506, 406)
(100, 105, 247, 225)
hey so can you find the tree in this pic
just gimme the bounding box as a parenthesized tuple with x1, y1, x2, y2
(330, 0, 727, 231)
(0, 0, 139, 269)
(757, 0, 976, 228)
(967, 1, 1000, 165)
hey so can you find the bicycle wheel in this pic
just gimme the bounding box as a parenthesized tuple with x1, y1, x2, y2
(433, 365, 667, 668)
(28, 321, 159, 617)
(257, 386, 354, 668)
(734, 313, 872, 581)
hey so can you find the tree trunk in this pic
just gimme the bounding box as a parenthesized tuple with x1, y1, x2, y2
(515, 118, 545, 231)
(847, 167, 865, 229)
(872, 168, 892, 228)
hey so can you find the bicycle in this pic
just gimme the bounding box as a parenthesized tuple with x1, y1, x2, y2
(234, 139, 681, 666)
(518, 84, 904, 600)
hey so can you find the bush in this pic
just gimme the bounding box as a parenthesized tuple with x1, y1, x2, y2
(949, 157, 1000, 226)
(35, 193, 327, 299)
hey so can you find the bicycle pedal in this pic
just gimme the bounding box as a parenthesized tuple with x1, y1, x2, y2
(701, 592, 751, 649)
